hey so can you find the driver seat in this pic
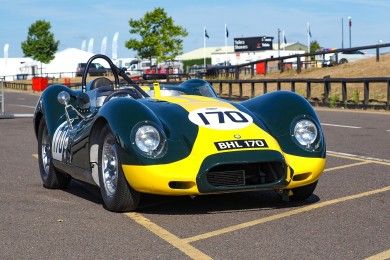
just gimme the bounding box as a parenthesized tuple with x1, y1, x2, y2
(89, 77, 113, 91)
(87, 77, 114, 107)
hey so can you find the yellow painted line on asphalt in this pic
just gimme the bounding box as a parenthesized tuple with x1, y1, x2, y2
(31, 153, 210, 259)
(324, 161, 372, 172)
(183, 186, 390, 243)
(327, 151, 390, 166)
(125, 212, 212, 260)
(364, 249, 390, 260)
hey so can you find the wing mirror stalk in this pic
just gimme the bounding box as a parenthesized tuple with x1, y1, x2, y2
(57, 91, 86, 129)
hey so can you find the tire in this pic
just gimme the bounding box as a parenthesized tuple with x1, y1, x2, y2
(289, 181, 318, 201)
(37, 119, 71, 189)
(339, 58, 348, 64)
(98, 125, 140, 212)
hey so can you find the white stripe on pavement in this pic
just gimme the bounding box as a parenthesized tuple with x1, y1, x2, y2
(13, 114, 34, 118)
(321, 123, 362, 129)
(8, 104, 36, 109)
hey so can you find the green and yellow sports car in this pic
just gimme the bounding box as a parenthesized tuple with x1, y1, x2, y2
(33, 55, 325, 212)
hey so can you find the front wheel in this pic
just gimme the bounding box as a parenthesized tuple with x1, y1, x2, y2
(98, 125, 140, 212)
(37, 119, 71, 189)
(289, 181, 318, 201)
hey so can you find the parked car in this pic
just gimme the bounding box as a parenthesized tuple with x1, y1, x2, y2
(76, 62, 109, 77)
(323, 50, 370, 66)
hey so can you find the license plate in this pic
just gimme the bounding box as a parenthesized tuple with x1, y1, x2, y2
(214, 139, 268, 151)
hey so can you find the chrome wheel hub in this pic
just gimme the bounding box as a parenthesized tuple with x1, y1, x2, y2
(41, 127, 51, 176)
(102, 137, 118, 196)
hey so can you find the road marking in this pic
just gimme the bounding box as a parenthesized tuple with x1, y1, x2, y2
(321, 123, 362, 129)
(316, 107, 390, 115)
(13, 113, 34, 118)
(183, 186, 390, 243)
(125, 212, 211, 260)
(324, 161, 372, 172)
(32, 154, 38, 159)
(327, 151, 390, 166)
(8, 104, 35, 109)
(364, 249, 390, 260)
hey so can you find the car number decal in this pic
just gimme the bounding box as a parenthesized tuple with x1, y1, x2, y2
(52, 121, 71, 162)
(215, 139, 268, 151)
(188, 107, 253, 130)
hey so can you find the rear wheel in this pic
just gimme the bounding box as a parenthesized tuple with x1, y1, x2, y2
(37, 119, 71, 189)
(98, 125, 140, 212)
(289, 181, 318, 201)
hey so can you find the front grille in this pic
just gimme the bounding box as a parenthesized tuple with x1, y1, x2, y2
(206, 162, 285, 187)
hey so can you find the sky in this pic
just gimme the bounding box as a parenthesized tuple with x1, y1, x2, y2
(1, 0, 390, 58)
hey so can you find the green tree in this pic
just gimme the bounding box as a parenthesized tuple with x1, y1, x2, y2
(310, 40, 321, 53)
(21, 20, 59, 74)
(125, 7, 188, 64)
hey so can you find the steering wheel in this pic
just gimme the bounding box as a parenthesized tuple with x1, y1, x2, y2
(103, 89, 140, 105)
(81, 54, 119, 92)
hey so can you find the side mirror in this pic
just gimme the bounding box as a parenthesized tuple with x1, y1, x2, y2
(57, 91, 70, 106)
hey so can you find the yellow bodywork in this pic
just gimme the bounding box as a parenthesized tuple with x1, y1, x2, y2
(122, 95, 326, 195)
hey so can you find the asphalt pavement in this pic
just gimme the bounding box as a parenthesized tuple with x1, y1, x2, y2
(0, 90, 389, 259)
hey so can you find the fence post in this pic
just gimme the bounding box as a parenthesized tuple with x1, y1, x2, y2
(0, 78, 4, 114)
(323, 80, 330, 104)
(251, 64, 254, 78)
(239, 82, 243, 98)
(363, 81, 369, 107)
(291, 81, 296, 92)
(296, 56, 301, 73)
(280, 59, 284, 73)
(387, 81, 390, 110)
(228, 82, 232, 98)
(251, 82, 255, 98)
(376, 48, 380, 62)
(277, 81, 281, 91)
(235, 67, 239, 80)
(341, 81, 347, 104)
(306, 82, 311, 99)
(263, 82, 268, 94)
(219, 82, 223, 95)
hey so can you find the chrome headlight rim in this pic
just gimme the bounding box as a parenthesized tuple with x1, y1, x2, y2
(290, 116, 321, 151)
(131, 121, 167, 159)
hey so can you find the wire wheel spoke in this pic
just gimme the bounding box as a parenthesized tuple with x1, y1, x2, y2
(102, 137, 119, 196)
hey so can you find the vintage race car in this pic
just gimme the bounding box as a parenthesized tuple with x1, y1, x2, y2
(33, 54, 326, 212)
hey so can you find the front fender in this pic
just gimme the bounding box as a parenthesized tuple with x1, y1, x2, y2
(34, 84, 78, 138)
(241, 91, 325, 158)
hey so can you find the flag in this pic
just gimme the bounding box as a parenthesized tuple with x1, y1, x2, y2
(307, 23, 312, 37)
(205, 29, 209, 39)
(226, 26, 229, 38)
(283, 31, 287, 44)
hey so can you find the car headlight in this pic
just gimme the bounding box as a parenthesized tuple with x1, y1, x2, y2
(293, 119, 318, 148)
(133, 124, 166, 158)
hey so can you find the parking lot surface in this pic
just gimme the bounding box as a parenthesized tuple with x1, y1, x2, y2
(0, 91, 389, 259)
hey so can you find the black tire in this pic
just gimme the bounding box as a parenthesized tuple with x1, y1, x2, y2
(98, 125, 140, 212)
(289, 181, 318, 201)
(37, 119, 71, 189)
(339, 58, 348, 64)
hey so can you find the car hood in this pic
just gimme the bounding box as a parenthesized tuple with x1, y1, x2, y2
(137, 95, 282, 162)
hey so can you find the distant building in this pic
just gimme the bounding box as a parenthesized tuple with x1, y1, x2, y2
(177, 42, 307, 67)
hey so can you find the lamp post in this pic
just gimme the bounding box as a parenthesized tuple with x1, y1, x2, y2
(348, 16, 352, 48)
